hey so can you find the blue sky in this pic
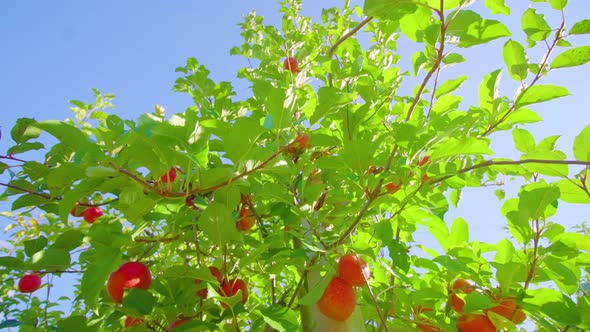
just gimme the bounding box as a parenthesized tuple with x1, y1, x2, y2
(1, 0, 590, 328)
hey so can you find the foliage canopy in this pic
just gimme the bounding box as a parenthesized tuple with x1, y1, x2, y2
(1, 0, 590, 331)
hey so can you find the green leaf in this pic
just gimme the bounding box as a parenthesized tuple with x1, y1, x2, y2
(46, 163, 86, 191)
(430, 137, 493, 159)
(551, 46, 590, 69)
(435, 76, 467, 98)
(521, 8, 552, 46)
(52, 230, 84, 251)
(0, 256, 24, 270)
(516, 85, 569, 108)
(85, 166, 118, 178)
(399, 6, 436, 43)
(32, 120, 89, 150)
(493, 262, 528, 288)
(503, 39, 528, 81)
(258, 305, 298, 332)
(11, 194, 53, 211)
(31, 248, 71, 270)
(81, 247, 120, 306)
(549, 0, 567, 10)
(7, 142, 44, 155)
(0, 319, 20, 329)
(501, 198, 532, 243)
(57, 316, 88, 332)
(569, 19, 590, 35)
(555, 179, 590, 204)
(479, 69, 502, 111)
(363, 0, 418, 21)
(312, 87, 356, 124)
(512, 128, 535, 153)
(298, 272, 333, 306)
(522, 151, 568, 176)
(431, 95, 462, 114)
(10, 118, 41, 143)
(24, 236, 48, 257)
(523, 288, 580, 324)
(537, 135, 560, 151)
(442, 53, 466, 65)
(494, 239, 515, 264)
(485, 0, 510, 15)
(543, 256, 580, 295)
(199, 202, 242, 246)
(265, 87, 294, 130)
(518, 182, 560, 220)
(446, 10, 511, 47)
(122, 289, 155, 315)
(448, 218, 469, 248)
(574, 124, 590, 161)
(463, 292, 495, 313)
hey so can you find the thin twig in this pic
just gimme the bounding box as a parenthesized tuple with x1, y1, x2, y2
(434, 159, 590, 184)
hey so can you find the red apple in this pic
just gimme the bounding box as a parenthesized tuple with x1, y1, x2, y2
(385, 182, 402, 194)
(124, 316, 143, 328)
(317, 276, 356, 321)
(18, 274, 42, 293)
(160, 167, 177, 183)
(284, 134, 310, 154)
(70, 205, 85, 217)
(457, 314, 496, 332)
(283, 57, 300, 73)
(487, 297, 526, 324)
(449, 279, 475, 314)
(82, 206, 103, 223)
(417, 155, 430, 167)
(195, 266, 223, 299)
(219, 278, 248, 308)
(106, 261, 151, 303)
(236, 208, 255, 231)
(338, 254, 370, 287)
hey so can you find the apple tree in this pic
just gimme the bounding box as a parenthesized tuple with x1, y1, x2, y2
(1, 0, 590, 331)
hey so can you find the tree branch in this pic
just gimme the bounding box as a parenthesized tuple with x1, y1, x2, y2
(434, 159, 590, 184)
(328, 16, 373, 58)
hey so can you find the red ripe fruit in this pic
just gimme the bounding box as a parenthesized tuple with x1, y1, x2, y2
(338, 254, 370, 287)
(106, 261, 151, 303)
(70, 205, 85, 217)
(457, 314, 496, 332)
(167, 318, 190, 331)
(195, 266, 223, 299)
(18, 274, 42, 293)
(283, 57, 300, 73)
(385, 182, 402, 194)
(417, 155, 431, 167)
(449, 279, 475, 314)
(82, 207, 103, 223)
(488, 297, 526, 324)
(185, 195, 199, 210)
(124, 316, 143, 328)
(160, 167, 177, 183)
(236, 208, 255, 231)
(317, 276, 356, 321)
(220, 278, 248, 308)
(415, 306, 442, 332)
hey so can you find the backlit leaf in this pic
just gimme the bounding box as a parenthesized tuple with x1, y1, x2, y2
(551, 46, 590, 69)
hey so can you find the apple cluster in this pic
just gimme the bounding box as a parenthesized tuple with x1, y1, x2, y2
(415, 278, 527, 331)
(70, 205, 103, 224)
(317, 253, 370, 321)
